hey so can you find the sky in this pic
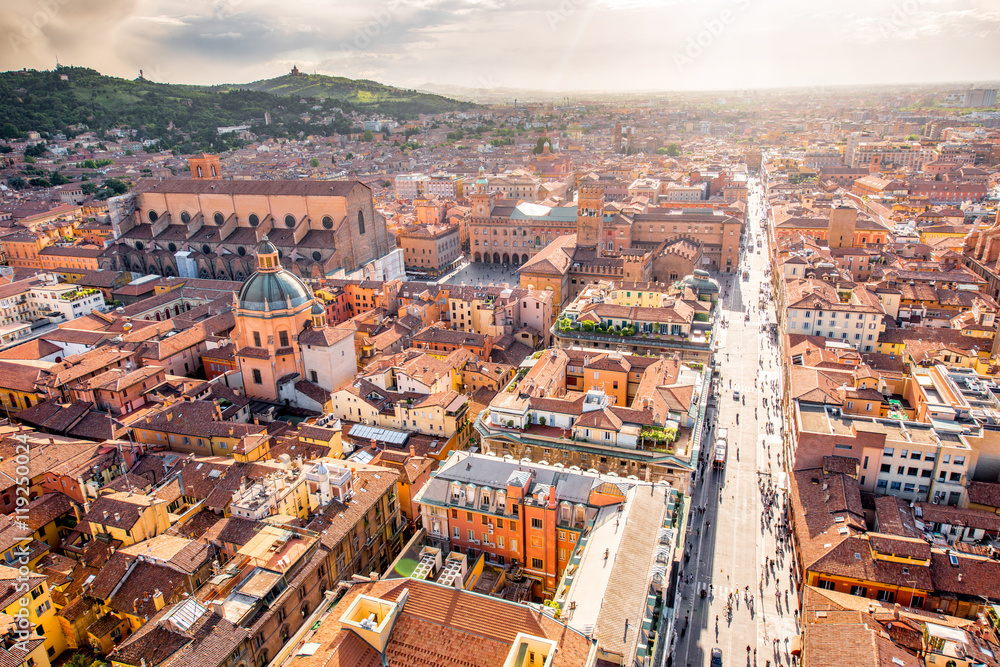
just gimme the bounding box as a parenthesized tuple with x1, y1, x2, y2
(2, 0, 1000, 92)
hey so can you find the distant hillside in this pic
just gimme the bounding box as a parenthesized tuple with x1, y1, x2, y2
(216, 72, 477, 116)
(0, 67, 474, 152)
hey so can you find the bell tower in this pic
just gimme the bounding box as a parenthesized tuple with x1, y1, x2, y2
(576, 184, 605, 249)
(188, 153, 221, 180)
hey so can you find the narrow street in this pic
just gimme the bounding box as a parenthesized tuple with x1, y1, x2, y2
(673, 178, 800, 667)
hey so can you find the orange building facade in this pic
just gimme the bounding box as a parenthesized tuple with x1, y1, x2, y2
(415, 452, 626, 598)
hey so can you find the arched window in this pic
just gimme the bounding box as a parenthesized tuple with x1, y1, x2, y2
(196, 166, 203, 178)
(23, 396, 30, 408)
(211, 165, 217, 177)
(7, 394, 15, 408)
(358, 211, 365, 235)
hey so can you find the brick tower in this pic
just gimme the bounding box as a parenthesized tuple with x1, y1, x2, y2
(576, 184, 605, 250)
(828, 206, 858, 249)
(188, 153, 221, 180)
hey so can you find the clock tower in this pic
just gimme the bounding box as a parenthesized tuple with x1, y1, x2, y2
(470, 166, 494, 221)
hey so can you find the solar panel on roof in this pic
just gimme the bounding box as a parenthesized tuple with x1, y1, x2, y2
(348, 424, 408, 445)
(351, 450, 374, 464)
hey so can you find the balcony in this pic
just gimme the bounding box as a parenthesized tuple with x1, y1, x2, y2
(60, 288, 100, 302)
(638, 425, 681, 454)
(552, 323, 710, 350)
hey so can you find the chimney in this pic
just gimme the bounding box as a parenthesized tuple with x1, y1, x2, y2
(409, 445, 416, 457)
(893, 603, 901, 619)
(103, 510, 109, 519)
(114, 513, 120, 522)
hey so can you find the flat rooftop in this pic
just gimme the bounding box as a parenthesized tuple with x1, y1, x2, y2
(563, 484, 669, 662)
(797, 404, 969, 448)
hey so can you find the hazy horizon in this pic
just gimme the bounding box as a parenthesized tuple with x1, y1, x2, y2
(3, 0, 1000, 94)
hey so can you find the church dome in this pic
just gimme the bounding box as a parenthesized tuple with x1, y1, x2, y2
(238, 237, 312, 312)
(238, 270, 313, 312)
(257, 237, 279, 256)
(679, 269, 720, 294)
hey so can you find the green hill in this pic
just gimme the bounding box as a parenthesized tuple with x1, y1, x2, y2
(217, 72, 476, 116)
(0, 67, 473, 153)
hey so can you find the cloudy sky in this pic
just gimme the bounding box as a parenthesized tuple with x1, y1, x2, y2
(2, 0, 999, 91)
